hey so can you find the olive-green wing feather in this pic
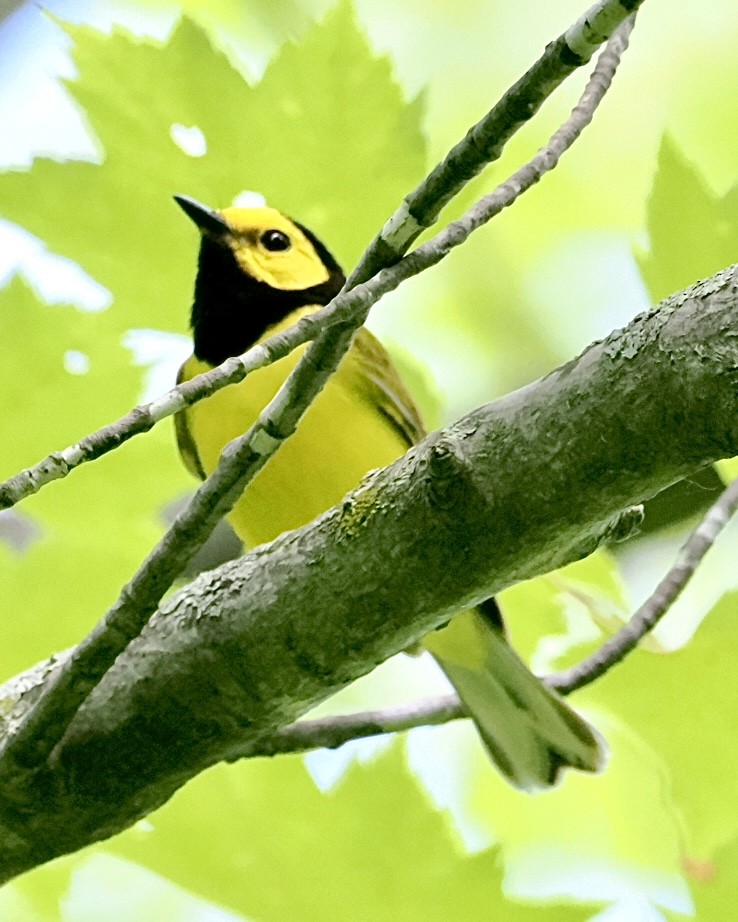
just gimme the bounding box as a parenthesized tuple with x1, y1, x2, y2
(174, 359, 207, 481)
(346, 328, 426, 448)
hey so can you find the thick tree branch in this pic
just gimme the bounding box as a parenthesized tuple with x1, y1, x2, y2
(1, 265, 738, 880)
(0, 11, 637, 775)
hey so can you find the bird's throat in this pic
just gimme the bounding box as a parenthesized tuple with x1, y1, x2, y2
(190, 238, 344, 366)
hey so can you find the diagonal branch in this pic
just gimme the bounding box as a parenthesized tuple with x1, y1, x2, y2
(244, 696, 466, 759)
(549, 474, 738, 694)
(348, 0, 644, 284)
(0, 285, 371, 512)
(454, 14, 635, 232)
(0, 7, 639, 774)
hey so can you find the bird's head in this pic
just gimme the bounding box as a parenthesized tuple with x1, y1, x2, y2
(174, 195, 345, 365)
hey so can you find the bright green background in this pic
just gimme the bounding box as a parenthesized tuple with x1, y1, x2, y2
(2, 1, 738, 919)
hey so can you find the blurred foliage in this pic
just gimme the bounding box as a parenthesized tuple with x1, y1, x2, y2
(105, 743, 600, 922)
(0, 278, 184, 668)
(636, 135, 738, 302)
(574, 593, 738, 861)
(0, 745, 599, 921)
(2, 1, 738, 920)
(0, 7, 425, 334)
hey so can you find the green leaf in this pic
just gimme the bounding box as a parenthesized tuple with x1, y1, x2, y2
(0, 852, 72, 921)
(175, 0, 323, 63)
(100, 743, 597, 921)
(468, 718, 691, 914)
(636, 135, 738, 302)
(0, 280, 136, 480)
(0, 851, 247, 922)
(3, 745, 600, 920)
(574, 591, 738, 859)
(0, 280, 192, 676)
(0, 7, 426, 336)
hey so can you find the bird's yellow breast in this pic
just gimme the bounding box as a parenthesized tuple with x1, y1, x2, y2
(179, 312, 409, 548)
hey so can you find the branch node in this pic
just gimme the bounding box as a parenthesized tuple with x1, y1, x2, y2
(603, 503, 644, 543)
(424, 436, 469, 512)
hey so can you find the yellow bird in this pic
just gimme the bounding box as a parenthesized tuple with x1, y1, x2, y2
(173, 195, 603, 789)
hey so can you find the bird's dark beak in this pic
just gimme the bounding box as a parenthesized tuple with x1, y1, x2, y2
(173, 195, 230, 236)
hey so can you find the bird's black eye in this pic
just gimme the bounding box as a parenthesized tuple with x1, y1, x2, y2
(260, 229, 292, 252)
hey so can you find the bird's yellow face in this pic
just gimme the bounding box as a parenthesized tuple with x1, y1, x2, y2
(174, 195, 345, 365)
(216, 207, 332, 292)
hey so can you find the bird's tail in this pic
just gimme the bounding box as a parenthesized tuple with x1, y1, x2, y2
(424, 604, 604, 790)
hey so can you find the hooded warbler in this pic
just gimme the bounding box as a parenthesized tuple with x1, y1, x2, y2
(173, 195, 603, 789)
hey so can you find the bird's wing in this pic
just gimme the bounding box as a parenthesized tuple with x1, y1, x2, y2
(347, 327, 427, 448)
(174, 358, 207, 481)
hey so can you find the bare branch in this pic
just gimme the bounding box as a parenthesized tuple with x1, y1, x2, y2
(387, 15, 637, 288)
(2, 259, 738, 880)
(463, 15, 635, 226)
(0, 296, 352, 511)
(236, 468, 738, 759)
(348, 0, 644, 283)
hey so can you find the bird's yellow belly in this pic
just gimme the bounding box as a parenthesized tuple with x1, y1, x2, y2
(184, 347, 406, 548)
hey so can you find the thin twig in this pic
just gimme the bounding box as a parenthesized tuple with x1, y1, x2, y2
(0, 9, 637, 773)
(0, 298, 355, 511)
(388, 16, 637, 288)
(241, 696, 466, 759)
(549, 476, 738, 694)
(348, 0, 644, 283)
